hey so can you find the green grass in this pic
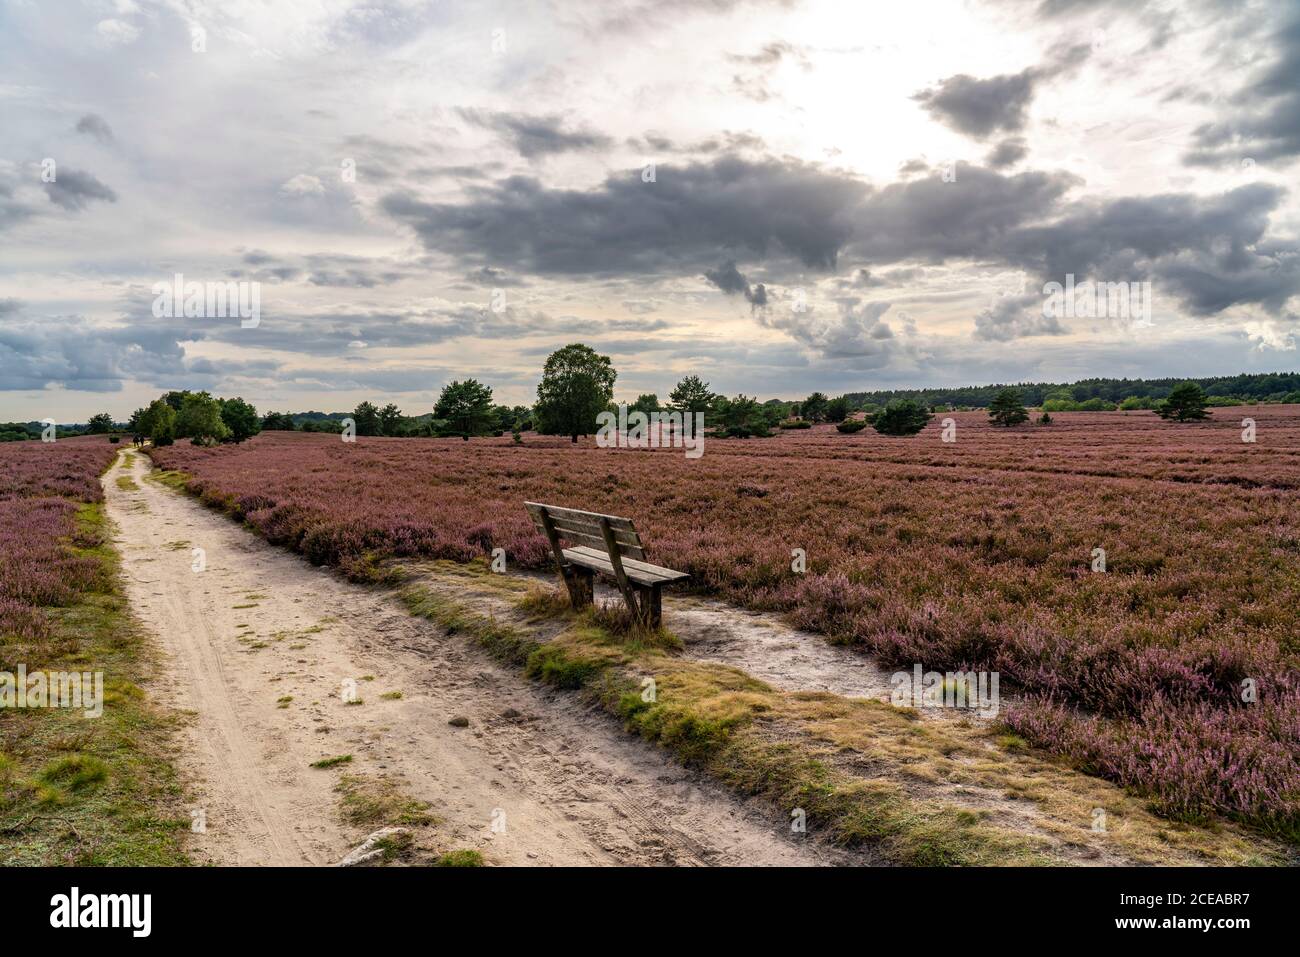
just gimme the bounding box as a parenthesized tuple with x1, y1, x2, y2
(0, 502, 190, 866)
(435, 849, 484, 867)
(310, 754, 353, 769)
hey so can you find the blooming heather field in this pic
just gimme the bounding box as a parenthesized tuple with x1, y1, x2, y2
(0, 438, 118, 643)
(150, 408, 1300, 836)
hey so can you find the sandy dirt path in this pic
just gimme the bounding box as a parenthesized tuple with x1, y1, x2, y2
(104, 450, 842, 866)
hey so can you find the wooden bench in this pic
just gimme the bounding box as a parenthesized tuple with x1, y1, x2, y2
(526, 501, 688, 627)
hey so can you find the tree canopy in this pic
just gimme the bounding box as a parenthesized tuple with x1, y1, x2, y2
(534, 344, 617, 442)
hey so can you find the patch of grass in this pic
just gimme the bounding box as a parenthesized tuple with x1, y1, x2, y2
(379, 691, 403, 701)
(276, 696, 293, 709)
(0, 503, 189, 866)
(232, 603, 258, 610)
(310, 754, 353, 769)
(435, 849, 484, 867)
(37, 754, 110, 793)
(334, 774, 435, 828)
(115, 476, 139, 491)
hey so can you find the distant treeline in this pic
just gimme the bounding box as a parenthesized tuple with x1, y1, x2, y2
(843, 372, 1300, 410)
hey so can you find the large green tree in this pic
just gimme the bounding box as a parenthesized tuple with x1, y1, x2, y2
(988, 388, 1029, 426)
(1157, 382, 1210, 421)
(378, 403, 404, 436)
(86, 412, 115, 434)
(177, 392, 230, 444)
(534, 344, 617, 442)
(219, 397, 261, 442)
(668, 374, 717, 415)
(434, 379, 495, 439)
(351, 401, 381, 436)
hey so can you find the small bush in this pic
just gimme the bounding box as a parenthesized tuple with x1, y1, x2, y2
(836, 420, 867, 434)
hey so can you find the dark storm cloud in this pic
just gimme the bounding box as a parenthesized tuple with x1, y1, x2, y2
(1001, 183, 1300, 315)
(913, 70, 1038, 138)
(385, 148, 1294, 324)
(913, 43, 1089, 139)
(381, 155, 866, 277)
(845, 165, 1081, 264)
(43, 168, 117, 211)
(986, 137, 1028, 168)
(74, 113, 114, 144)
(704, 260, 768, 310)
(1184, 15, 1300, 167)
(457, 109, 614, 159)
(703, 260, 752, 295)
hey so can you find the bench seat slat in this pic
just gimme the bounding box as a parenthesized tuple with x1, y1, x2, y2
(562, 546, 689, 586)
(526, 502, 636, 532)
(528, 517, 646, 558)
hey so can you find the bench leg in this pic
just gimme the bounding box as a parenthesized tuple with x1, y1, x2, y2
(561, 565, 593, 610)
(636, 583, 662, 629)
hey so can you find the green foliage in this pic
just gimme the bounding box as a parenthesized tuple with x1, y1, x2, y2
(668, 374, 717, 414)
(988, 388, 1029, 427)
(433, 379, 495, 439)
(261, 411, 296, 430)
(219, 396, 260, 443)
(351, 401, 381, 436)
(825, 396, 850, 422)
(177, 392, 230, 444)
(1157, 382, 1210, 422)
(378, 402, 404, 436)
(629, 392, 660, 414)
(145, 398, 176, 446)
(836, 419, 867, 433)
(873, 398, 931, 436)
(713, 394, 778, 437)
(86, 412, 115, 434)
(801, 391, 830, 423)
(534, 343, 617, 442)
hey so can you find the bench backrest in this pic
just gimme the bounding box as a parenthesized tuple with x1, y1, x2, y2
(525, 502, 647, 561)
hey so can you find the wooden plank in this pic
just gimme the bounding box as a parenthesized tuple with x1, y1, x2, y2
(599, 516, 642, 619)
(562, 547, 688, 586)
(574, 547, 689, 583)
(528, 511, 645, 560)
(550, 516, 642, 547)
(534, 506, 586, 607)
(525, 501, 636, 532)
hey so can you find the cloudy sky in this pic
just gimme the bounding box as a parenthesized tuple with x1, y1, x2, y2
(1, 0, 1298, 421)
